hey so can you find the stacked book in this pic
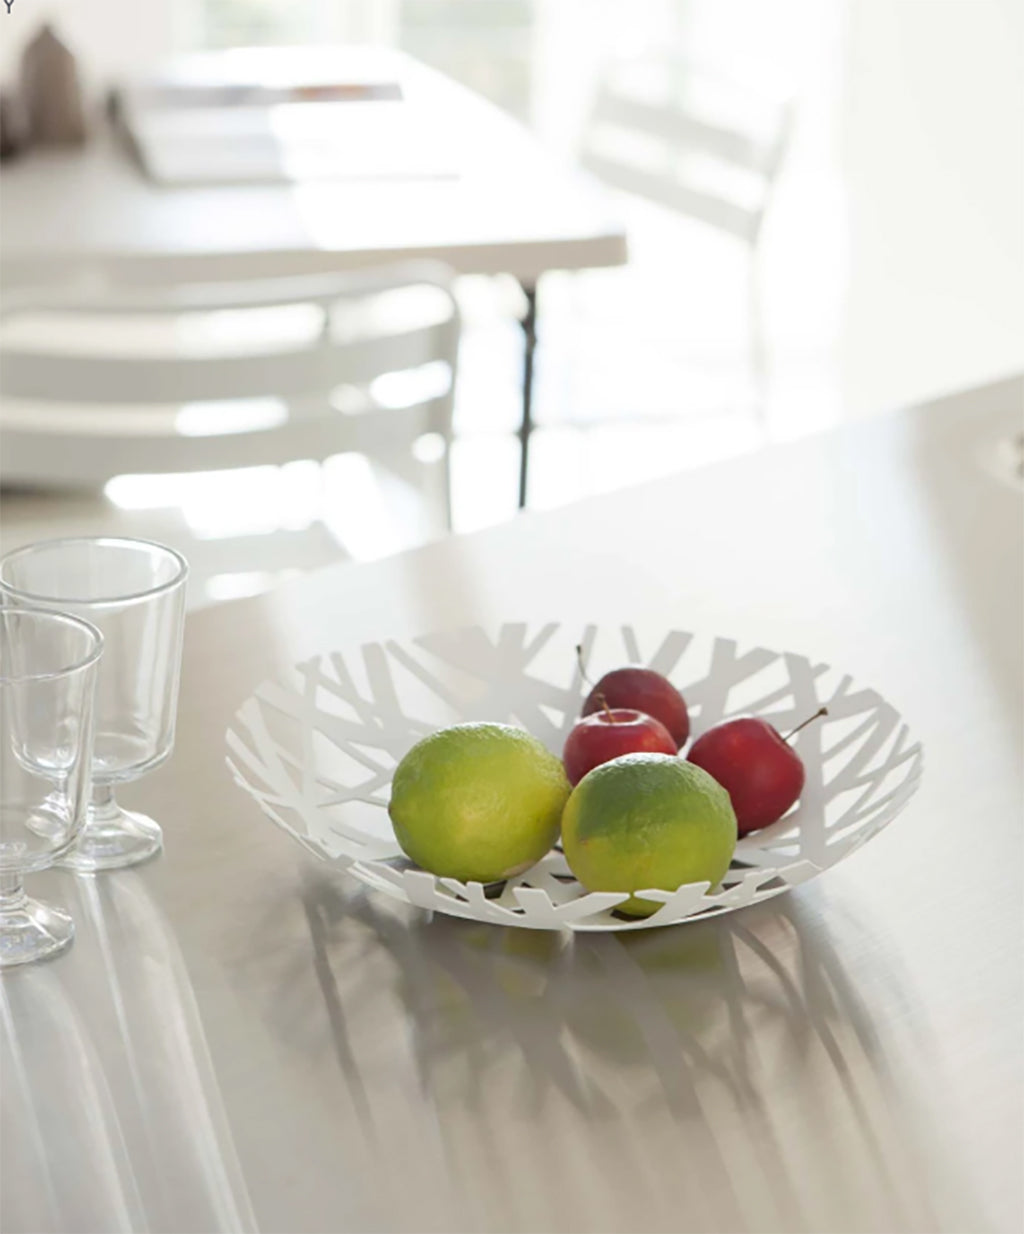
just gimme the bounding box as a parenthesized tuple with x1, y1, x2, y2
(112, 46, 458, 185)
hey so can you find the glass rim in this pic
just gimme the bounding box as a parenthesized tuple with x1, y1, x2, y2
(0, 606, 104, 684)
(0, 536, 189, 608)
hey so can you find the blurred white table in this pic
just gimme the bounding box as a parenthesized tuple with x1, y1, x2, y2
(2, 375, 1021, 1234)
(0, 46, 627, 506)
(0, 48, 625, 285)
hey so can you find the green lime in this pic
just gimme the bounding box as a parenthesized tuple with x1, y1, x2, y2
(561, 753, 737, 917)
(388, 722, 570, 883)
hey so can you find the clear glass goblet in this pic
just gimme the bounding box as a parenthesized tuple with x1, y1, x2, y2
(0, 538, 188, 873)
(0, 607, 103, 965)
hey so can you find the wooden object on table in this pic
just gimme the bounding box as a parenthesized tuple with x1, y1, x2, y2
(19, 24, 88, 147)
(0, 89, 30, 161)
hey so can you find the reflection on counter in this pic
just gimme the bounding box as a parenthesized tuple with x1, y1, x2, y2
(223, 870, 986, 1233)
(0, 872, 255, 1234)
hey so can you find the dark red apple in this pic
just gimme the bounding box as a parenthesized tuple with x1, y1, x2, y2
(563, 708, 677, 786)
(581, 668, 689, 747)
(687, 711, 825, 835)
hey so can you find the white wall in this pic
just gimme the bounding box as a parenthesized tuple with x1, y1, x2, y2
(840, 0, 1024, 415)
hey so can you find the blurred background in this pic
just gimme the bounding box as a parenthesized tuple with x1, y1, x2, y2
(1, 0, 1021, 605)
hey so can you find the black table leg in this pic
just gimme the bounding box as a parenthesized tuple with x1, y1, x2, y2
(517, 281, 538, 510)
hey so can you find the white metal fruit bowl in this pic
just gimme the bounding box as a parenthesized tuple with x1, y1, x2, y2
(225, 623, 922, 931)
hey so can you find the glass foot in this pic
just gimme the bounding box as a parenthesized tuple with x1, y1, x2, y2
(61, 805, 163, 873)
(0, 895, 75, 967)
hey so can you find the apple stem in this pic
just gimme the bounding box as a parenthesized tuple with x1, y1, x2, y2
(576, 644, 615, 721)
(783, 706, 828, 743)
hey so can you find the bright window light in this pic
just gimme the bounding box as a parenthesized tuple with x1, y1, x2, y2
(106, 461, 324, 537)
(368, 361, 451, 410)
(174, 398, 289, 437)
(105, 473, 197, 510)
(411, 432, 447, 464)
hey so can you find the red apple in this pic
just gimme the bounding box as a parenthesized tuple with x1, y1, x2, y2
(688, 716, 812, 835)
(581, 668, 689, 747)
(563, 708, 677, 786)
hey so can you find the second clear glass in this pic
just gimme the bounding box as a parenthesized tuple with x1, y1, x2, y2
(1, 607, 102, 963)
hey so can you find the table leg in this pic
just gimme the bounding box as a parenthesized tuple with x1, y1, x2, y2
(517, 281, 538, 510)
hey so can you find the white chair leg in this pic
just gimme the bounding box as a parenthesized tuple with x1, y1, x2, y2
(440, 436, 454, 532)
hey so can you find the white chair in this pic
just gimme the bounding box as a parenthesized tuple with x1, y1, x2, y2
(579, 59, 792, 410)
(0, 261, 459, 531)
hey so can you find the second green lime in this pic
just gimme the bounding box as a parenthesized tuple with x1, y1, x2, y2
(561, 752, 737, 916)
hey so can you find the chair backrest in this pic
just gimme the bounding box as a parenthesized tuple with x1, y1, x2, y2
(0, 261, 460, 486)
(580, 60, 792, 245)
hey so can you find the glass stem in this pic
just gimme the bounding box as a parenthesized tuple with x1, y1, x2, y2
(89, 782, 120, 823)
(0, 870, 27, 915)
